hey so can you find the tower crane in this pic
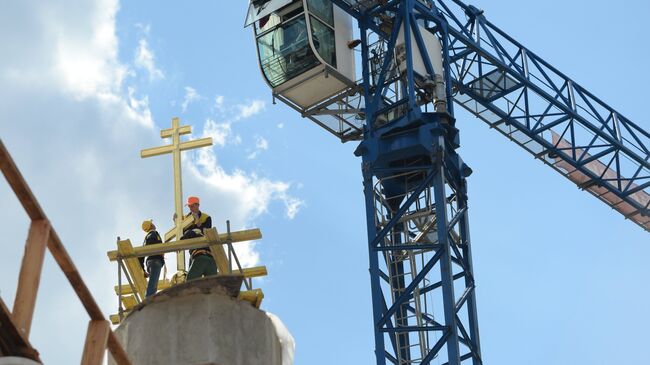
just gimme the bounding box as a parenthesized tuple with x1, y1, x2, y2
(245, 1, 650, 364)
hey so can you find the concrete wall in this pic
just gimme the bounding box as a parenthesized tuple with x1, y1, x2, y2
(110, 278, 282, 365)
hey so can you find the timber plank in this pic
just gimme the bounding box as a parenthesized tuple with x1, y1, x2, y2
(117, 240, 147, 300)
(1, 140, 132, 364)
(13, 219, 50, 338)
(80, 320, 110, 365)
(107, 228, 262, 261)
(204, 228, 231, 274)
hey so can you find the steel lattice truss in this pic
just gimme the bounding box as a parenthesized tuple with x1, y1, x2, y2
(361, 141, 482, 364)
(344, 0, 485, 362)
(436, 0, 650, 230)
(325, 0, 650, 230)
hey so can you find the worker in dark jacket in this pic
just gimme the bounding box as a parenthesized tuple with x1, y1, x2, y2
(181, 196, 218, 281)
(140, 220, 164, 297)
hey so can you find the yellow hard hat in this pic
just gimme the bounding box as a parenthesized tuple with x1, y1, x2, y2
(141, 219, 154, 232)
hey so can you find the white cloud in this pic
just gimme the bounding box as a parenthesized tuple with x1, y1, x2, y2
(189, 146, 305, 227)
(236, 99, 266, 120)
(285, 197, 304, 220)
(134, 37, 164, 81)
(181, 86, 201, 112)
(44, 0, 127, 99)
(210, 96, 264, 120)
(203, 118, 232, 147)
(214, 95, 225, 113)
(135, 22, 151, 35)
(247, 135, 269, 160)
(127, 87, 154, 127)
(201, 98, 267, 147)
(255, 136, 269, 150)
(277, 122, 284, 129)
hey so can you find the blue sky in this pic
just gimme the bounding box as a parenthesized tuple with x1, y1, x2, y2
(1, 1, 648, 364)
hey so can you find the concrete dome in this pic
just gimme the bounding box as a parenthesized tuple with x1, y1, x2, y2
(110, 277, 282, 365)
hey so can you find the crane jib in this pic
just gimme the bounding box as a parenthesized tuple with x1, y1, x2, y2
(330, 0, 649, 230)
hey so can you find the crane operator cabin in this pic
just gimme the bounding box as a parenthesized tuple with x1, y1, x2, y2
(246, 0, 356, 110)
(246, 0, 448, 122)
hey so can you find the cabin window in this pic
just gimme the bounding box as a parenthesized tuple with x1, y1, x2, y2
(256, 16, 320, 87)
(309, 16, 336, 67)
(255, 13, 282, 34)
(307, 0, 334, 26)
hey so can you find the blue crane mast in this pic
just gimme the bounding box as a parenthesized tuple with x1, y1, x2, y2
(245, 0, 650, 364)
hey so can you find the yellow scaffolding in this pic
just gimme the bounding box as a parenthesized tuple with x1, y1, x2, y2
(109, 226, 268, 324)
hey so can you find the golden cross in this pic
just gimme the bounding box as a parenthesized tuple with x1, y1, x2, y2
(141, 117, 213, 271)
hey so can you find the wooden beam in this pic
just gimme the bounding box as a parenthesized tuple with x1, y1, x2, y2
(241, 266, 268, 278)
(163, 216, 263, 243)
(46, 230, 105, 318)
(107, 332, 131, 365)
(0, 140, 45, 220)
(1, 142, 106, 319)
(204, 228, 230, 274)
(113, 266, 266, 296)
(108, 235, 204, 261)
(12, 219, 50, 338)
(109, 314, 121, 325)
(117, 240, 147, 300)
(0, 297, 40, 362)
(238, 289, 264, 308)
(107, 228, 262, 261)
(50, 223, 133, 365)
(80, 320, 110, 365)
(120, 295, 138, 311)
(115, 280, 171, 295)
(220, 228, 262, 243)
(1, 140, 132, 365)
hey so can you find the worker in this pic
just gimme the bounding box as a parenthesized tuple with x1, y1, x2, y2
(139, 219, 164, 297)
(181, 196, 218, 281)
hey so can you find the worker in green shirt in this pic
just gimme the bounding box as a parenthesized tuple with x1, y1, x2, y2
(180, 196, 218, 281)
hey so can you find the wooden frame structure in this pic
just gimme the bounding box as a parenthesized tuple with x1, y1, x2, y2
(108, 226, 267, 324)
(0, 140, 131, 365)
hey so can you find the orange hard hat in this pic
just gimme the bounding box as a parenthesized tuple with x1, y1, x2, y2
(186, 196, 200, 206)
